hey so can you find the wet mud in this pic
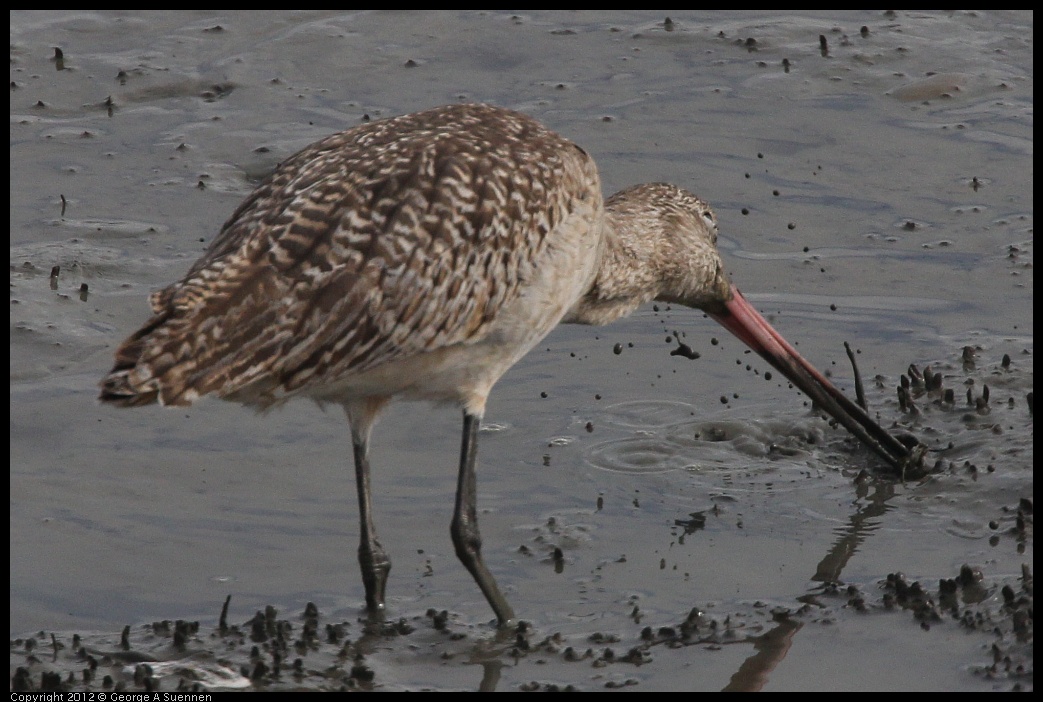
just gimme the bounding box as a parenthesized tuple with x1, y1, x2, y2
(11, 10, 1032, 692)
(11, 558, 1033, 692)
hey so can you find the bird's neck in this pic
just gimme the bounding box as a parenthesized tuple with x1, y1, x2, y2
(563, 206, 667, 326)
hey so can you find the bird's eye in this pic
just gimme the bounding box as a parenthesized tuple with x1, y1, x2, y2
(701, 210, 717, 242)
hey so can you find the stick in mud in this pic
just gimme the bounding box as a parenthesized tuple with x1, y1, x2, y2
(843, 342, 867, 412)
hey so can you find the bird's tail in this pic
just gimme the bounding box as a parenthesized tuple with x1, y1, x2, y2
(98, 368, 160, 406)
(98, 314, 169, 407)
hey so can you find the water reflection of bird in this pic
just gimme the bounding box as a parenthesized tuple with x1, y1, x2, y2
(100, 103, 909, 626)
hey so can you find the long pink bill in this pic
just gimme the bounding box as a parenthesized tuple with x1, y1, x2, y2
(706, 287, 912, 470)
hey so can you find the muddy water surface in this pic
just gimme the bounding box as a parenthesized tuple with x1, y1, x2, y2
(10, 11, 1032, 691)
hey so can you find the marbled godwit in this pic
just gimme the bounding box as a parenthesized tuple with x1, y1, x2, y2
(100, 103, 911, 626)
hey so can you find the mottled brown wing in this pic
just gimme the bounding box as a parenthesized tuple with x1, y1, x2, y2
(101, 104, 600, 408)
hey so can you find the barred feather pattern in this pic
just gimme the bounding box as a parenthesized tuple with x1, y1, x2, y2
(100, 104, 601, 409)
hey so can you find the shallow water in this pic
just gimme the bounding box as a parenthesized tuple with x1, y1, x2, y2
(10, 10, 1032, 691)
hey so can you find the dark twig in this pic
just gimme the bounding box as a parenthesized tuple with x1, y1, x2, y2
(844, 342, 867, 411)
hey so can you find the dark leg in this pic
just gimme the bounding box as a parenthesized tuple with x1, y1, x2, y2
(451, 412, 516, 627)
(352, 435, 391, 612)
